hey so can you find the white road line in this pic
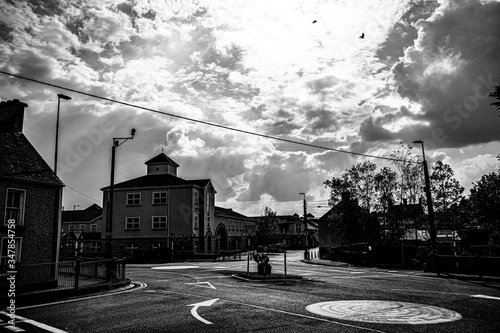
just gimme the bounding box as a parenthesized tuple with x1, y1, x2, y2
(391, 289, 471, 296)
(147, 289, 387, 333)
(471, 294, 500, 300)
(0, 312, 66, 333)
(15, 282, 146, 311)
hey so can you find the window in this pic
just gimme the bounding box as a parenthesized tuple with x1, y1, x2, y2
(125, 217, 140, 230)
(193, 214, 199, 229)
(68, 225, 75, 232)
(90, 224, 97, 232)
(193, 190, 199, 205)
(152, 242, 161, 251)
(88, 242, 100, 253)
(206, 194, 210, 212)
(153, 192, 167, 205)
(79, 224, 85, 232)
(4, 189, 25, 227)
(126, 193, 141, 206)
(295, 223, 302, 233)
(0, 237, 22, 265)
(152, 216, 167, 229)
(126, 243, 139, 255)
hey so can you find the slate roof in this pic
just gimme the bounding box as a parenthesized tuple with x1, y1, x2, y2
(145, 153, 179, 166)
(0, 132, 63, 187)
(101, 174, 211, 190)
(62, 204, 102, 223)
(215, 206, 254, 221)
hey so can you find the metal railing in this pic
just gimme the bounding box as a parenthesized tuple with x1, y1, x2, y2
(0, 258, 126, 294)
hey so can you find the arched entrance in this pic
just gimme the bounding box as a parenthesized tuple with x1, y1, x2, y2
(215, 225, 228, 251)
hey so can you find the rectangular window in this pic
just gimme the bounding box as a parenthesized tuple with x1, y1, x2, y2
(4, 189, 25, 227)
(193, 213, 199, 229)
(152, 242, 161, 251)
(126, 193, 141, 206)
(152, 192, 167, 205)
(79, 224, 85, 231)
(126, 242, 138, 255)
(0, 237, 22, 265)
(206, 194, 210, 212)
(89, 242, 100, 253)
(68, 225, 75, 232)
(152, 216, 167, 229)
(295, 223, 302, 233)
(193, 190, 199, 205)
(90, 224, 97, 232)
(125, 217, 140, 230)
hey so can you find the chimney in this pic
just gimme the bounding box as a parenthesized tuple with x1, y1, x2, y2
(0, 99, 28, 133)
(403, 198, 407, 206)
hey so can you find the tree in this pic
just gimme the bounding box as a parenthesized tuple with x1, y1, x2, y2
(374, 166, 398, 213)
(490, 83, 500, 115)
(324, 161, 378, 212)
(468, 172, 500, 244)
(390, 143, 424, 204)
(430, 161, 464, 213)
(256, 207, 280, 242)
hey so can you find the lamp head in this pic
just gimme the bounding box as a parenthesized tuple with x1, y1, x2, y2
(131, 128, 136, 137)
(58, 94, 72, 100)
(413, 140, 423, 144)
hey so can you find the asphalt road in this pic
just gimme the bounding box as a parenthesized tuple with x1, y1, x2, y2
(8, 250, 500, 332)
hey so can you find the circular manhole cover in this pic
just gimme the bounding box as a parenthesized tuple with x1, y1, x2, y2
(306, 300, 462, 324)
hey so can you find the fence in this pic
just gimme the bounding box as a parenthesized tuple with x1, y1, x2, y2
(0, 258, 126, 294)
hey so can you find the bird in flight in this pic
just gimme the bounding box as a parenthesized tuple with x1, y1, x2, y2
(359, 33, 365, 39)
(312, 20, 317, 24)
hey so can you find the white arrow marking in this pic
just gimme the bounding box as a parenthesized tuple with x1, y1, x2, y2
(185, 281, 216, 289)
(187, 299, 219, 325)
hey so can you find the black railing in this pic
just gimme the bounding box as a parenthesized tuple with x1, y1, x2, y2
(0, 258, 126, 294)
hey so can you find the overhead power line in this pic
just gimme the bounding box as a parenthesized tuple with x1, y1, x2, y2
(0, 70, 414, 163)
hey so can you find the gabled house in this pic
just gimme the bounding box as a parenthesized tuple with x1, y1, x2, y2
(386, 199, 427, 242)
(0, 99, 64, 291)
(318, 192, 379, 258)
(60, 204, 103, 256)
(101, 153, 217, 259)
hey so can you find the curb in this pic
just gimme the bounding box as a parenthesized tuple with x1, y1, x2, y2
(231, 273, 303, 282)
(2, 279, 132, 308)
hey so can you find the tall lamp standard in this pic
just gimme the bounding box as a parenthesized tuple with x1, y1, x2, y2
(106, 129, 136, 264)
(54, 94, 72, 176)
(413, 140, 437, 254)
(299, 192, 308, 260)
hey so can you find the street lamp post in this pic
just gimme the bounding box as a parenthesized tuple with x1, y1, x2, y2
(299, 192, 308, 260)
(106, 129, 136, 268)
(413, 140, 437, 254)
(54, 94, 71, 176)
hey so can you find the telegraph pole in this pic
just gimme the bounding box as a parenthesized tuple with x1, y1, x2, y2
(299, 192, 308, 259)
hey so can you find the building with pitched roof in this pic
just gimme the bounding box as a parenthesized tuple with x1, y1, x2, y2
(214, 206, 256, 252)
(60, 204, 103, 256)
(101, 153, 217, 259)
(0, 99, 64, 290)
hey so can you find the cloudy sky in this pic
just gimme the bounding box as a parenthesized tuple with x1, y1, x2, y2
(1, 0, 499, 217)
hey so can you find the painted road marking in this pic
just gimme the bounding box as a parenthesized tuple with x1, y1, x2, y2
(306, 300, 462, 324)
(0, 312, 67, 333)
(187, 299, 219, 325)
(151, 265, 199, 270)
(471, 294, 500, 300)
(150, 289, 386, 332)
(185, 281, 216, 289)
(5, 325, 24, 332)
(15, 282, 146, 311)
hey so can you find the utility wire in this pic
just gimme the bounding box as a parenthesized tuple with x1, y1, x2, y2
(65, 184, 102, 205)
(0, 70, 416, 164)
